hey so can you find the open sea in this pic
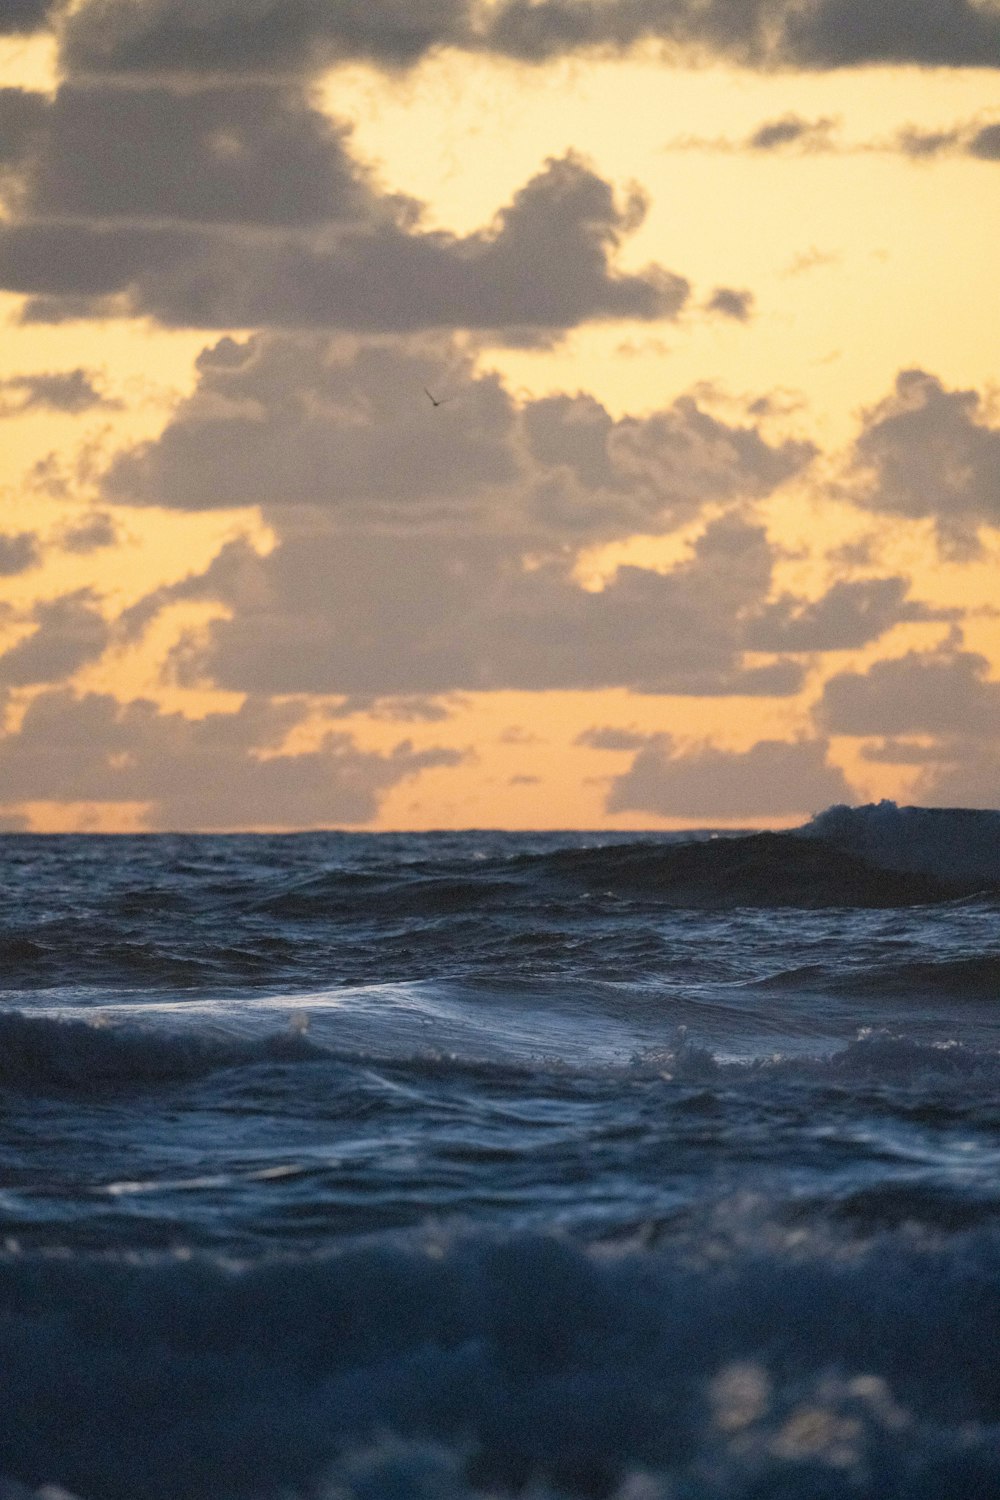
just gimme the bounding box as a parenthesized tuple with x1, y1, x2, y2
(2, 801, 1000, 1500)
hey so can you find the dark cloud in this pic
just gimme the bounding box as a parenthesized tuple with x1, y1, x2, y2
(484, 0, 1000, 69)
(744, 575, 951, 652)
(894, 124, 963, 158)
(892, 119, 1000, 161)
(0, 591, 110, 686)
(968, 121, 1000, 158)
(0, 368, 116, 416)
(0, 690, 463, 829)
(61, 0, 472, 76)
(149, 514, 803, 700)
(20, 84, 379, 227)
(95, 333, 832, 701)
(915, 743, 1000, 807)
(817, 644, 1000, 738)
(0, 533, 41, 576)
(0, 89, 48, 171)
(51, 0, 1000, 80)
(606, 735, 854, 817)
(58, 512, 119, 553)
(104, 337, 519, 511)
(704, 287, 754, 321)
(101, 334, 810, 534)
(0, 0, 59, 36)
(849, 370, 1000, 553)
(0, 154, 688, 334)
(747, 114, 838, 150)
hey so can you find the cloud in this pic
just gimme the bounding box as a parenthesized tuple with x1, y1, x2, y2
(606, 735, 854, 817)
(0, 0, 58, 36)
(704, 287, 754, 321)
(894, 124, 965, 158)
(817, 643, 1000, 738)
(0, 591, 110, 686)
(575, 725, 650, 750)
(743, 576, 952, 652)
(0, 152, 688, 334)
(0, 533, 41, 576)
(17, 83, 380, 228)
(57, 512, 119, 554)
(747, 115, 839, 150)
(969, 122, 1000, 159)
(0, 89, 49, 173)
(127, 510, 805, 700)
(61, 0, 474, 76)
(0, 368, 116, 416)
(0, 690, 463, 829)
(848, 370, 1000, 553)
(101, 333, 811, 535)
(95, 329, 828, 703)
(54, 0, 1000, 84)
(484, 0, 1000, 69)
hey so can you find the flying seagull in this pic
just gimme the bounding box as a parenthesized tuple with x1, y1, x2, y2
(423, 386, 455, 408)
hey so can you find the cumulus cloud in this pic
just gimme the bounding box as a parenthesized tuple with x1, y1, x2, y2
(743, 576, 952, 652)
(57, 512, 119, 553)
(0, 690, 463, 829)
(0, 533, 41, 576)
(0, 368, 116, 416)
(16, 83, 381, 228)
(0, 145, 689, 334)
(606, 735, 854, 817)
(155, 518, 805, 698)
(848, 370, 1000, 553)
(0, 591, 110, 686)
(102, 333, 811, 535)
(704, 287, 754, 321)
(818, 642, 1000, 738)
(94, 328, 830, 704)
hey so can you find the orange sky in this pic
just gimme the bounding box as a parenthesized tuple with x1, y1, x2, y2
(1, 4, 999, 830)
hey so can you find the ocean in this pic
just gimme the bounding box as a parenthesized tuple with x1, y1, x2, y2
(2, 801, 1000, 1500)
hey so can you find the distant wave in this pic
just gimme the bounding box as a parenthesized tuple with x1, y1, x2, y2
(2, 1225, 1000, 1499)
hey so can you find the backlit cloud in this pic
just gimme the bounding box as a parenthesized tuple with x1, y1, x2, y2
(607, 735, 854, 818)
(0, 149, 688, 334)
(848, 370, 1000, 554)
(0, 691, 463, 829)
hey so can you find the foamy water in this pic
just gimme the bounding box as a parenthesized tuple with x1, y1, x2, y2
(2, 804, 1000, 1498)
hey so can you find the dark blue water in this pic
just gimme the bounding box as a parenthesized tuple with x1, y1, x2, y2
(2, 804, 1000, 1500)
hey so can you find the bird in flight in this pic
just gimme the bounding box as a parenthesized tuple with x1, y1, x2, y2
(423, 386, 455, 408)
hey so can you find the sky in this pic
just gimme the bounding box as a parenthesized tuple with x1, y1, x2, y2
(0, 0, 998, 832)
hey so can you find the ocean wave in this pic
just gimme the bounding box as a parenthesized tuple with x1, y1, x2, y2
(2, 1227, 1000, 1499)
(0, 1010, 321, 1093)
(802, 801, 1000, 885)
(3, 1004, 998, 1099)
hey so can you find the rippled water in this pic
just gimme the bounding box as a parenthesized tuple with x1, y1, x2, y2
(2, 809, 1000, 1499)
